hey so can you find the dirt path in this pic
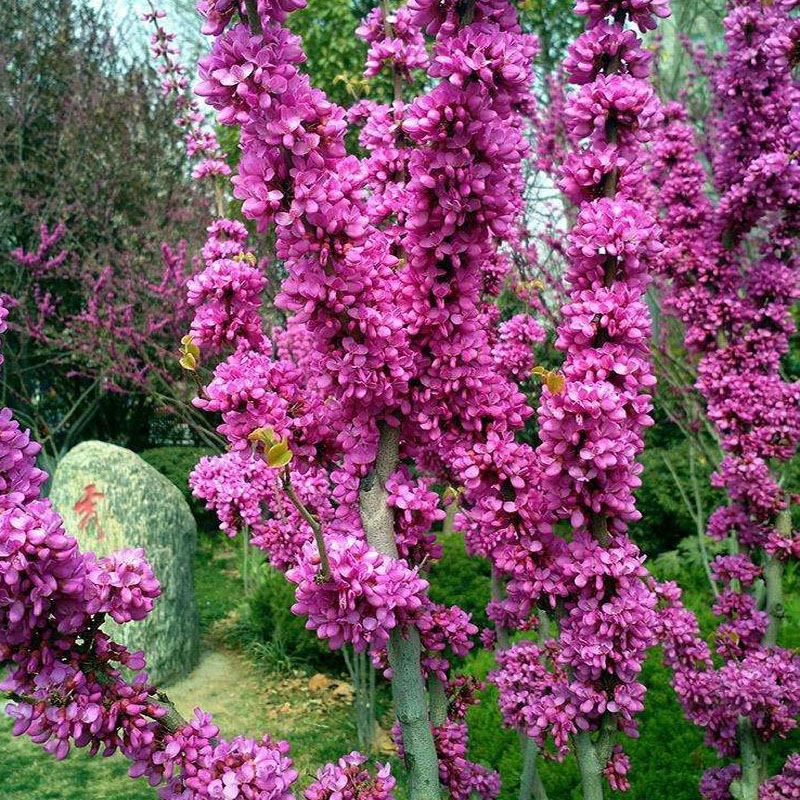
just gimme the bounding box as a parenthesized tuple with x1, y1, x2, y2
(166, 649, 269, 738)
(163, 647, 359, 777)
(0, 647, 358, 800)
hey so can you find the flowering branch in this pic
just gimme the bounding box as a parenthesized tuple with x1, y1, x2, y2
(648, 2, 800, 795)
(145, 692, 190, 734)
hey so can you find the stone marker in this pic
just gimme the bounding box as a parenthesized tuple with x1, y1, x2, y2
(50, 440, 200, 685)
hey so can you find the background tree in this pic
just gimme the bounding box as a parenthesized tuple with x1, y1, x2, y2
(0, 0, 211, 462)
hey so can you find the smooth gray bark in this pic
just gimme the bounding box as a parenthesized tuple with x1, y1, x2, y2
(731, 718, 766, 800)
(360, 426, 440, 800)
(518, 734, 549, 800)
(575, 732, 604, 800)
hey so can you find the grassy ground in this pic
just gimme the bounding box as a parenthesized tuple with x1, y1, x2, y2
(0, 648, 360, 800)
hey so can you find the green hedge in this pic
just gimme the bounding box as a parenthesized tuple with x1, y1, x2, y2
(139, 446, 217, 531)
(224, 564, 344, 673)
(429, 530, 492, 630)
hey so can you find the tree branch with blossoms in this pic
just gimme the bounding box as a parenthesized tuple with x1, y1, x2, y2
(648, 3, 799, 797)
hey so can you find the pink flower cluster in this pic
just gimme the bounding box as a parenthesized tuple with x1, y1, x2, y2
(304, 752, 395, 800)
(356, 6, 429, 79)
(491, 314, 546, 381)
(433, 721, 501, 800)
(648, 4, 800, 789)
(485, 0, 669, 781)
(537, 0, 664, 533)
(564, 23, 652, 84)
(191, 450, 338, 571)
(0, 408, 47, 511)
(190, 450, 276, 537)
(394, 717, 500, 800)
(0, 294, 309, 796)
(197, 0, 306, 36)
(672, 639, 800, 758)
(85, 548, 160, 624)
(699, 764, 741, 800)
(186, 254, 266, 350)
(0, 488, 167, 766)
(760, 755, 800, 800)
(142, 8, 230, 180)
(386, 469, 445, 566)
(574, 0, 670, 32)
(407, 0, 520, 40)
(287, 535, 429, 652)
(492, 534, 658, 754)
(195, 345, 305, 449)
(0, 302, 52, 507)
(417, 603, 478, 682)
(138, 709, 298, 799)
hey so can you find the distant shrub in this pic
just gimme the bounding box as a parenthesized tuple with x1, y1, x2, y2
(140, 446, 216, 530)
(223, 565, 344, 673)
(651, 535, 726, 588)
(428, 530, 492, 631)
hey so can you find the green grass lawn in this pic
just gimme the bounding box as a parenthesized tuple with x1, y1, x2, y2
(0, 714, 151, 800)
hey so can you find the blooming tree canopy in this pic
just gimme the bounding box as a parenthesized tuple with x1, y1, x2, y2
(1, 1, 797, 800)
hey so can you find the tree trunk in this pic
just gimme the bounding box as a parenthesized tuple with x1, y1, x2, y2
(575, 732, 604, 800)
(359, 426, 441, 800)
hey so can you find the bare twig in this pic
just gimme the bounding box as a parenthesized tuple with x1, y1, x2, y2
(280, 468, 332, 580)
(662, 450, 719, 597)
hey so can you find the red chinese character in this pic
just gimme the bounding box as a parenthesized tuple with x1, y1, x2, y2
(74, 484, 106, 541)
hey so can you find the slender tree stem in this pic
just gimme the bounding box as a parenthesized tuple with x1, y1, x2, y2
(663, 450, 719, 598)
(519, 735, 549, 800)
(5, 689, 190, 736)
(358, 426, 400, 558)
(386, 627, 441, 800)
(379, 0, 404, 102)
(281, 471, 332, 580)
(147, 691, 191, 733)
(214, 179, 226, 218)
(443, 500, 457, 536)
(3, 690, 41, 707)
(360, 426, 440, 800)
(689, 447, 718, 598)
(491, 571, 511, 651)
(762, 509, 790, 647)
(428, 675, 448, 727)
(575, 732, 604, 800)
(732, 717, 766, 800)
(244, 0, 262, 35)
(589, 512, 609, 545)
(345, 646, 378, 752)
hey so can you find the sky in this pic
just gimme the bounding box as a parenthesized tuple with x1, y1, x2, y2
(89, 0, 206, 62)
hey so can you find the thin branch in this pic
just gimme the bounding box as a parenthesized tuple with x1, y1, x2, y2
(380, 0, 404, 102)
(4, 688, 190, 736)
(662, 452, 719, 597)
(281, 468, 332, 580)
(146, 691, 191, 734)
(244, 0, 262, 35)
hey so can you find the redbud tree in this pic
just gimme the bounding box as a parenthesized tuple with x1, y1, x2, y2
(1, 1, 797, 800)
(0, 0, 214, 457)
